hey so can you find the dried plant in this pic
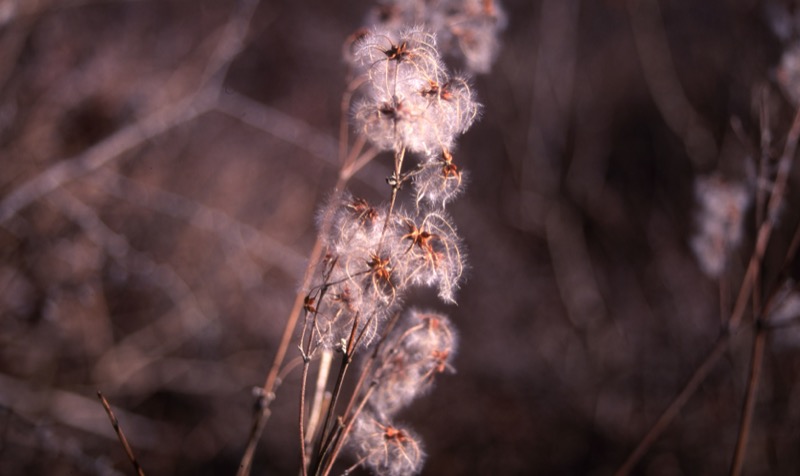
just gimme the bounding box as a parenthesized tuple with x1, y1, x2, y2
(237, 2, 504, 475)
(6, 2, 800, 476)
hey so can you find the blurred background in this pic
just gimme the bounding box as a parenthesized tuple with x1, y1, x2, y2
(2, 0, 800, 474)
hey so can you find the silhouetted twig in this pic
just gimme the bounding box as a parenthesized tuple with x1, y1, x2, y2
(97, 392, 146, 476)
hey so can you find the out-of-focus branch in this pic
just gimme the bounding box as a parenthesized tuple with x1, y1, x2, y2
(46, 189, 220, 390)
(626, 0, 717, 170)
(616, 106, 800, 476)
(89, 170, 306, 274)
(98, 392, 147, 476)
(0, 0, 261, 226)
(0, 372, 179, 449)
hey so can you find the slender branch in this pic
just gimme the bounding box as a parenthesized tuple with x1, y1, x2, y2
(305, 350, 334, 446)
(378, 146, 407, 251)
(614, 336, 730, 476)
(756, 86, 772, 230)
(237, 70, 381, 476)
(97, 392, 146, 476)
(616, 106, 800, 475)
(310, 349, 353, 475)
(0, 92, 214, 226)
(729, 107, 800, 332)
(626, 0, 717, 168)
(316, 314, 362, 459)
(237, 177, 348, 476)
(729, 328, 767, 476)
(299, 356, 311, 476)
(318, 312, 405, 476)
(0, 0, 260, 226)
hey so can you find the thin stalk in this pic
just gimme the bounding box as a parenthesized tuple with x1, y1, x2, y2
(310, 315, 360, 474)
(237, 134, 379, 476)
(616, 106, 800, 475)
(305, 349, 334, 446)
(97, 392, 146, 476)
(317, 313, 405, 476)
(237, 233, 327, 476)
(299, 358, 311, 476)
(378, 146, 407, 250)
(340, 312, 406, 420)
(729, 107, 800, 332)
(310, 312, 402, 476)
(730, 327, 767, 476)
(756, 86, 771, 230)
(614, 336, 730, 476)
(299, 303, 324, 476)
(319, 371, 381, 476)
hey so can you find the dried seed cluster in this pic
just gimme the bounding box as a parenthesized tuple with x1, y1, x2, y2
(348, 310, 457, 476)
(364, 0, 506, 73)
(351, 26, 481, 155)
(303, 4, 502, 474)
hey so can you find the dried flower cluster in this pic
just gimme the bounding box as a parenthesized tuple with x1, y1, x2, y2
(368, 310, 457, 415)
(349, 310, 457, 476)
(297, 3, 501, 475)
(364, 0, 506, 73)
(349, 416, 425, 476)
(307, 195, 464, 348)
(351, 26, 480, 155)
(306, 21, 484, 351)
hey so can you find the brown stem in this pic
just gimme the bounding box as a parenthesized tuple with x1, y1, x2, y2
(728, 107, 800, 332)
(340, 312, 404, 423)
(730, 327, 767, 476)
(378, 146, 407, 251)
(237, 70, 379, 476)
(299, 358, 311, 476)
(617, 106, 800, 475)
(318, 313, 405, 476)
(310, 315, 361, 474)
(97, 392, 146, 476)
(305, 350, 334, 446)
(236, 232, 328, 476)
(615, 337, 730, 476)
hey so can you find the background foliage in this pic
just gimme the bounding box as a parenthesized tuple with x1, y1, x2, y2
(1, 0, 798, 474)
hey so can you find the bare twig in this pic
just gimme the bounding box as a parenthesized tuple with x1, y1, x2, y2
(728, 107, 800, 332)
(730, 200, 800, 475)
(614, 336, 730, 476)
(0, 0, 261, 226)
(626, 0, 717, 169)
(0, 373, 178, 449)
(0, 93, 213, 225)
(45, 189, 219, 390)
(239, 115, 386, 475)
(236, 210, 329, 476)
(616, 106, 800, 475)
(729, 327, 767, 476)
(317, 312, 404, 476)
(89, 170, 305, 273)
(305, 350, 333, 446)
(236, 137, 380, 476)
(97, 392, 147, 476)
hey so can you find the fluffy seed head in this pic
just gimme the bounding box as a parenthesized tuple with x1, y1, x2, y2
(367, 309, 457, 415)
(364, 0, 507, 73)
(351, 27, 481, 154)
(690, 175, 751, 278)
(413, 149, 467, 208)
(349, 413, 425, 476)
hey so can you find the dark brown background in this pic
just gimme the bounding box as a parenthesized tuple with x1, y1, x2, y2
(1, 0, 799, 475)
